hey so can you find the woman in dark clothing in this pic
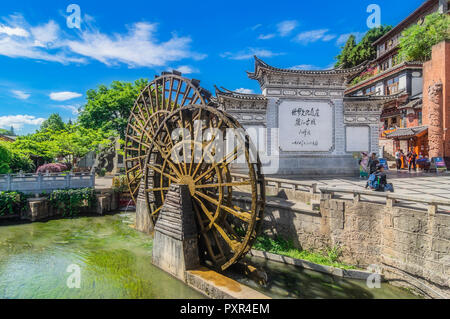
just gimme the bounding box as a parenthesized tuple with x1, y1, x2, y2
(407, 149, 417, 172)
(375, 165, 394, 192)
(368, 153, 379, 174)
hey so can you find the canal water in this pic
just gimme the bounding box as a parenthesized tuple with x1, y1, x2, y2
(0, 213, 420, 299)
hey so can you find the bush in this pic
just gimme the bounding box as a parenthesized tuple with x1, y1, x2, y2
(36, 163, 69, 174)
(0, 191, 29, 216)
(253, 235, 355, 269)
(0, 142, 34, 174)
(112, 175, 129, 193)
(97, 168, 107, 177)
(49, 188, 96, 217)
(399, 12, 450, 62)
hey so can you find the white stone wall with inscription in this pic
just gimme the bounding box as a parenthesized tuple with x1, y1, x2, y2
(278, 100, 333, 152)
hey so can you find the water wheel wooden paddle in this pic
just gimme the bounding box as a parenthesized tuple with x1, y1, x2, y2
(126, 74, 265, 272)
(125, 72, 212, 204)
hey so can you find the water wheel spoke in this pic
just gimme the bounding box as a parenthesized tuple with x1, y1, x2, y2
(146, 187, 170, 192)
(151, 204, 163, 217)
(194, 147, 240, 183)
(147, 164, 179, 183)
(195, 181, 250, 189)
(195, 191, 251, 223)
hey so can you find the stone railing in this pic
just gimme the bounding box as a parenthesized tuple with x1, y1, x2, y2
(319, 187, 450, 214)
(320, 187, 450, 214)
(231, 173, 317, 194)
(0, 173, 95, 194)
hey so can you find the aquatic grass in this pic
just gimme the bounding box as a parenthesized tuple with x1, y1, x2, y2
(253, 235, 357, 270)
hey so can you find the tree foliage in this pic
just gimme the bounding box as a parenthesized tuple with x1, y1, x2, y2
(398, 13, 450, 62)
(40, 113, 66, 132)
(12, 124, 112, 166)
(0, 141, 34, 173)
(78, 79, 149, 138)
(335, 26, 392, 68)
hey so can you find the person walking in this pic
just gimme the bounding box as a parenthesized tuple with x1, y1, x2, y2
(407, 149, 417, 172)
(395, 149, 402, 171)
(359, 152, 369, 178)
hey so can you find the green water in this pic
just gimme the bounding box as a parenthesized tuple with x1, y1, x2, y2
(0, 213, 204, 299)
(231, 256, 421, 299)
(0, 213, 420, 299)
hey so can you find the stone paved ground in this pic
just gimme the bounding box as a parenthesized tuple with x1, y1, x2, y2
(274, 170, 450, 201)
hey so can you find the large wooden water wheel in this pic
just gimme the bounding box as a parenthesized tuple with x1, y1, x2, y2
(125, 72, 212, 203)
(126, 74, 265, 271)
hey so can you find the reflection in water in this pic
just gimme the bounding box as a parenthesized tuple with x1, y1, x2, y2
(0, 213, 420, 299)
(231, 256, 421, 299)
(0, 213, 204, 299)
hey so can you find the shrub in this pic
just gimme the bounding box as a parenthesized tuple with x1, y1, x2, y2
(0, 191, 29, 216)
(398, 12, 450, 62)
(0, 141, 35, 173)
(36, 163, 69, 174)
(97, 168, 107, 177)
(49, 188, 96, 217)
(112, 175, 129, 193)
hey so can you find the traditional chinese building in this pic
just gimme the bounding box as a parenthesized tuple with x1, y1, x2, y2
(345, 0, 449, 158)
(215, 57, 384, 176)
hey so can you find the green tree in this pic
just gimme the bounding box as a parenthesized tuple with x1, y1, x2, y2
(78, 79, 149, 138)
(335, 35, 356, 68)
(40, 113, 66, 132)
(398, 13, 450, 62)
(335, 26, 392, 68)
(0, 141, 34, 173)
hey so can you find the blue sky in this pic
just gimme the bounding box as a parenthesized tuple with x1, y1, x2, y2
(0, 0, 424, 134)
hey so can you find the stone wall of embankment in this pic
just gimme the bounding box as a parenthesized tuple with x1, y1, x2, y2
(232, 178, 450, 299)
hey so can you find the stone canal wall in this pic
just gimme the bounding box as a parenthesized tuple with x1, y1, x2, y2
(19, 190, 119, 222)
(233, 183, 450, 299)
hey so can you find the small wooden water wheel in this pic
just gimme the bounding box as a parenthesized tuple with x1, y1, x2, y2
(126, 74, 265, 271)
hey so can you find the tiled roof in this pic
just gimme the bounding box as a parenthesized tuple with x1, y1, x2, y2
(247, 56, 368, 79)
(214, 86, 267, 101)
(386, 126, 428, 138)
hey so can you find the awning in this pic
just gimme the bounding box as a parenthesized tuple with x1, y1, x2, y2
(386, 126, 428, 139)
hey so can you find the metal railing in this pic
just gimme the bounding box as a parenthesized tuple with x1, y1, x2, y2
(0, 173, 95, 194)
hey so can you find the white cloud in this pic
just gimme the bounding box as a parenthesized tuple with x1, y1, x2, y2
(258, 33, 275, 40)
(0, 25, 29, 37)
(11, 90, 30, 100)
(289, 64, 320, 70)
(65, 22, 205, 68)
(277, 20, 298, 37)
(289, 63, 335, 70)
(175, 65, 199, 74)
(234, 88, 254, 94)
(53, 104, 79, 115)
(0, 15, 204, 68)
(30, 20, 59, 47)
(49, 91, 82, 101)
(221, 48, 283, 60)
(294, 29, 336, 44)
(251, 24, 262, 31)
(0, 115, 45, 130)
(336, 32, 365, 46)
